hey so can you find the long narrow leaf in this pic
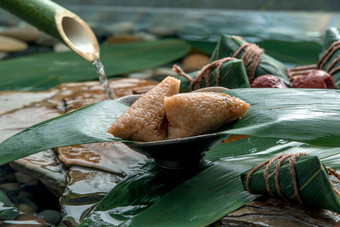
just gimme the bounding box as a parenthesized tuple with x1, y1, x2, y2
(80, 137, 339, 227)
(221, 88, 340, 147)
(1, 88, 340, 166)
(0, 100, 127, 165)
(0, 39, 191, 91)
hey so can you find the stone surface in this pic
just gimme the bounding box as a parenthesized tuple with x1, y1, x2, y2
(35, 33, 58, 47)
(0, 105, 62, 143)
(60, 166, 123, 226)
(51, 78, 158, 111)
(0, 25, 41, 42)
(11, 149, 68, 197)
(107, 21, 136, 35)
(0, 213, 49, 226)
(17, 203, 36, 214)
(0, 35, 28, 52)
(220, 197, 340, 227)
(0, 78, 156, 143)
(38, 209, 62, 225)
(53, 42, 71, 52)
(181, 54, 210, 72)
(58, 142, 147, 174)
(0, 90, 58, 115)
(134, 32, 158, 41)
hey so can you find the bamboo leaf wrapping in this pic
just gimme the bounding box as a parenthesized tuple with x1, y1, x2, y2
(210, 34, 291, 86)
(240, 155, 340, 213)
(319, 27, 340, 88)
(0, 189, 19, 220)
(179, 59, 250, 93)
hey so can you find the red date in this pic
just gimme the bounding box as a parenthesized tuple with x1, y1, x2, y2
(292, 70, 336, 89)
(251, 74, 288, 88)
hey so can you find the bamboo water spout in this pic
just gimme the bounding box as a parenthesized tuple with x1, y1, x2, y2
(0, 0, 99, 61)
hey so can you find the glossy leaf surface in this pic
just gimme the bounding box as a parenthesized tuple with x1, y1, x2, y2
(0, 39, 190, 91)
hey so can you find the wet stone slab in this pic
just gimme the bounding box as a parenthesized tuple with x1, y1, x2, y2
(10, 149, 68, 197)
(60, 166, 123, 226)
(0, 78, 157, 226)
(220, 197, 340, 227)
(58, 142, 147, 175)
(51, 78, 157, 111)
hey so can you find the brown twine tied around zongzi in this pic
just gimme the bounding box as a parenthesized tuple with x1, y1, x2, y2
(246, 153, 340, 206)
(326, 167, 340, 197)
(246, 153, 307, 206)
(172, 57, 236, 91)
(318, 40, 340, 75)
(287, 64, 318, 79)
(232, 43, 264, 83)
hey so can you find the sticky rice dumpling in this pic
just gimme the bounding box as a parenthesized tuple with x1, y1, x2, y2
(108, 76, 180, 142)
(164, 92, 250, 139)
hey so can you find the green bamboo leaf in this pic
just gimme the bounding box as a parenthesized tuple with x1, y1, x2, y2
(0, 189, 19, 220)
(0, 100, 127, 166)
(208, 137, 340, 170)
(80, 162, 257, 227)
(220, 88, 340, 147)
(240, 155, 340, 213)
(319, 27, 340, 87)
(0, 39, 190, 91)
(80, 137, 339, 227)
(257, 39, 321, 66)
(210, 34, 291, 85)
(1, 88, 340, 167)
(179, 59, 250, 93)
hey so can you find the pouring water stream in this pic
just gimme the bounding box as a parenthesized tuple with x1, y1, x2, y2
(93, 59, 116, 100)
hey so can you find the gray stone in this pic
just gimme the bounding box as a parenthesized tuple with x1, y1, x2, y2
(0, 25, 41, 42)
(60, 166, 123, 226)
(35, 33, 59, 46)
(15, 172, 39, 186)
(107, 21, 136, 35)
(39, 209, 62, 225)
(17, 203, 36, 214)
(57, 142, 147, 175)
(53, 42, 71, 52)
(134, 32, 157, 41)
(11, 149, 68, 197)
(17, 197, 38, 212)
(0, 35, 28, 52)
(220, 197, 340, 226)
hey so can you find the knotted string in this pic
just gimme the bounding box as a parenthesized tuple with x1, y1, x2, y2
(318, 40, 340, 75)
(288, 41, 340, 79)
(287, 64, 317, 79)
(326, 167, 340, 197)
(172, 57, 236, 91)
(246, 153, 340, 206)
(232, 43, 264, 83)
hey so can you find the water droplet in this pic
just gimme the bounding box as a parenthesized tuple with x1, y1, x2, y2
(249, 148, 257, 153)
(276, 139, 289, 145)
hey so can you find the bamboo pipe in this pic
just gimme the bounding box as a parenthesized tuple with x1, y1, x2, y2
(0, 0, 99, 61)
